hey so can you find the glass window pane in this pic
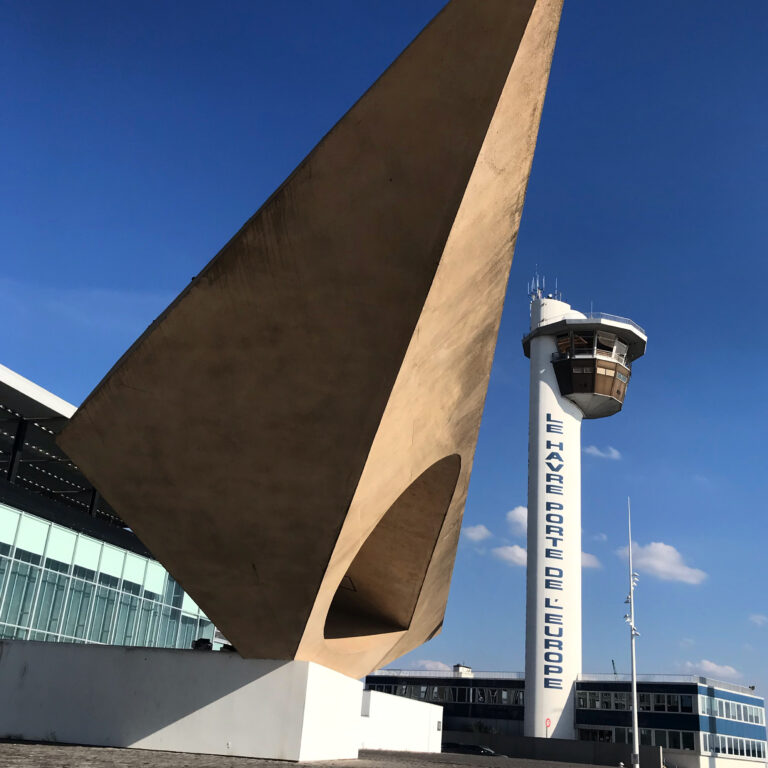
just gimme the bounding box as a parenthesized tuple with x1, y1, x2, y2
(556, 334, 571, 355)
(0, 560, 39, 629)
(112, 593, 140, 645)
(14, 548, 41, 566)
(157, 606, 180, 647)
(667, 694, 679, 712)
(0, 555, 10, 605)
(31, 571, 68, 634)
(62, 578, 94, 639)
(88, 585, 118, 642)
(573, 331, 594, 351)
(177, 614, 198, 649)
(596, 332, 616, 354)
(198, 618, 214, 643)
(135, 599, 160, 646)
(44, 557, 70, 574)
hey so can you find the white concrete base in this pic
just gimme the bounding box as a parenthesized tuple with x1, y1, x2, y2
(0, 640, 362, 761)
(361, 690, 443, 753)
(662, 753, 766, 768)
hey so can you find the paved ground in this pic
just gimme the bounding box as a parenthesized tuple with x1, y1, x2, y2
(0, 744, 601, 768)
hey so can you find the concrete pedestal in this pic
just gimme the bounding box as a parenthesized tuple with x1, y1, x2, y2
(0, 640, 361, 760)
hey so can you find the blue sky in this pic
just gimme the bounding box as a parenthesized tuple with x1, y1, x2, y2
(2, 1, 767, 690)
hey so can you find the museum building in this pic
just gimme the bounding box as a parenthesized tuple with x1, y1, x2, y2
(366, 666, 768, 763)
(0, 363, 217, 648)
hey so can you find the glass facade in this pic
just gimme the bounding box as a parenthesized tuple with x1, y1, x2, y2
(0, 502, 216, 649)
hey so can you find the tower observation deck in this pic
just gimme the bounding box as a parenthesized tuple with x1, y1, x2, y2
(521, 286, 646, 740)
(523, 308, 646, 419)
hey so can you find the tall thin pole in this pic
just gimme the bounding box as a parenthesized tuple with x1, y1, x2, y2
(628, 498, 640, 767)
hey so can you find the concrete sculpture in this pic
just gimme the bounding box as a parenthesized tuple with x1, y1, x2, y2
(59, 0, 564, 679)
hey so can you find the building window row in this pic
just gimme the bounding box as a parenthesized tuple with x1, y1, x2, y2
(699, 695, 765, 725)
(554, 331, 630, 366)
(579, 726, 695, 750)
(0, 547, 212, 649)
(576, 691, 694, 713)
(579, 725, 768, 757)
(703, 733, 767, 759)
(636, 728, 695, 750)
(367, 684, 524, 706)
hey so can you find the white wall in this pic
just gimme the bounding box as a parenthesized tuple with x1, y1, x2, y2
(361, 690, 442, 753)
(0, 640, 362, 761)
(663, 753, 768, 768)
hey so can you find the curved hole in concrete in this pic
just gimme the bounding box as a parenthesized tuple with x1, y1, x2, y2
(324, 454, 461, 640)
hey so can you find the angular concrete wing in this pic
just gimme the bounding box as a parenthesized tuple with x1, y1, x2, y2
(59, 0, 564, 678)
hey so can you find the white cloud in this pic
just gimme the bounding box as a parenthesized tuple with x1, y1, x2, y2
(749, 614, 768, 627)
(692, 474, 714, 488)
(412, 660, 451, 672)
(584, 445, 622, 460)
(682, 659, 742, 681)
(581, 552, 601, 568)
(506, 506, 527, 536)
(616, 542, 706, 585)
(492, 545, 527, 567)
(463, 524, 492, 543)
(592, 532, 608, 542)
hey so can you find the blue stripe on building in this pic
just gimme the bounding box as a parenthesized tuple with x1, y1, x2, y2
(699, 686, 765, 707)
(699, 717, 767, 740)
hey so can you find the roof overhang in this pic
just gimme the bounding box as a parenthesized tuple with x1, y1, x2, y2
(0, 364, 125, 527)
(522, 317, 647, 362)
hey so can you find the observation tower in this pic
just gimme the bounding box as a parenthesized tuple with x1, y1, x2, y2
(522, 281, 647, 739)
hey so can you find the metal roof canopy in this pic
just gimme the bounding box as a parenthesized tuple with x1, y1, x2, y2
(0, 363, 125, 529)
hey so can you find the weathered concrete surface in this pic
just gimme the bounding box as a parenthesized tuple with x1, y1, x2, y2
(59, 0, 563, 679)
(0, 744, 607, 768)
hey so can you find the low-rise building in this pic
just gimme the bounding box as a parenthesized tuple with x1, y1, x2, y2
(366, 666, 767, 766)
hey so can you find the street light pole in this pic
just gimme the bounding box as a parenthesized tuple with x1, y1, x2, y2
(625, 497, 641, 767)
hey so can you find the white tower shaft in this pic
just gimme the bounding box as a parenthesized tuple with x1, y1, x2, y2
(524, 297, 584, 739)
